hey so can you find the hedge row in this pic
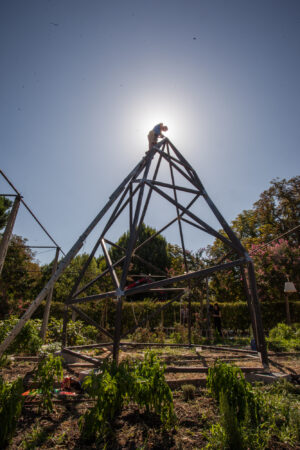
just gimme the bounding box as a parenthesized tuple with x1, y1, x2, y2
(33, 299, 300, 333)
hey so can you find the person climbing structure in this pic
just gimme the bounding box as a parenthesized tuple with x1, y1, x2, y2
(147, 123, 168, 150)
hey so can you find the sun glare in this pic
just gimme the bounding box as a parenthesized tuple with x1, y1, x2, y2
(123, 94, 193, 153)
(120, 92, 204, 160)
(139, 108, 186, 145)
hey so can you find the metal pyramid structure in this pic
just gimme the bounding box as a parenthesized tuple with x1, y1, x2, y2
(0, 138, 268, 366)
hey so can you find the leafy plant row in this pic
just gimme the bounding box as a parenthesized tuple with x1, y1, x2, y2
(79, 351, 177, 443)
(0, 376, 24, 447)
(1, 314, 299, 356)
(206, 361, 300, 449)
(33, 298, 300, 332)
(0, 316, 100, 355)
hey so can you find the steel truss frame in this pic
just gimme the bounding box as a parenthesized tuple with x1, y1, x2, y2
(0, 139, 268, 367)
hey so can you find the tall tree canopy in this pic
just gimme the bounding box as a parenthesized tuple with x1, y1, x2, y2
(38, 253, 101, 303)
(0, 235, 42, 316)
(109, 223, 170, 278)
(251, 239, 300, 302)
(208, 177, 300, 302)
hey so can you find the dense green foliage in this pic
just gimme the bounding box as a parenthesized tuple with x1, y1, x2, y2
(0, 235, 42, 316)
(207, 361, 258, 424)
(181, 384, 196, 401)
(208, 176, 300, 303)
(34, 355, 63, 413)
(34, 298, 300, 335)
(38, 253, 102, 303)
(206, 362, 300, 449)
(251, 239, 300, 302)
(109, 223, 170, 276)
(79, 352, 176, 443)
(0, 196, 12, 230)
(45, 317, 100, 346)
(0, 376, 23, 447)
(267, 322, 300, 351)
(0, 316, 100, 355)
(0, 316, 42, 354)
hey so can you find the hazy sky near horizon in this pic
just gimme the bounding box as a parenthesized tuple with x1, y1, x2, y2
(1, 0, 299, 266)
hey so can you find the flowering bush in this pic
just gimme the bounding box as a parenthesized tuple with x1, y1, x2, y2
(251, 239, 300, 302)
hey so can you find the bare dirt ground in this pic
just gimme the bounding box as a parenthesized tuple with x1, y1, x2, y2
(2, 347, 300, 449)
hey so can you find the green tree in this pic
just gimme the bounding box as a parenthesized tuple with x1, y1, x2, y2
(208, 177, 300, 302)
(39, 253, 101, 303)
(251, 239, 300, 302)
(253, 176, 300, 245)
(109, 223, 170, 277)
(0, 196, 12, 231)
(167, 243, 205, 275)
(0, 235, 42, 316)
(209, 176, 299, 257)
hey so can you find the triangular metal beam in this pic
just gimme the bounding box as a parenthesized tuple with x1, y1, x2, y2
(0, 138, 268, 368)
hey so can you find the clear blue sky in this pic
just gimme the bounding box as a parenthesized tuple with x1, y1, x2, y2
(1, 0, 299, 265)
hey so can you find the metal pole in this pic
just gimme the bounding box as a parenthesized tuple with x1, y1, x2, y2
(0, 156, 146, 357)
(146, 183, 239, 251)
(206, 277, 211, 341)
(246, 260, 269, 368)
(112, 295, 123, 362)
(241, 266, 259, 348)
(166, 142, 191, 344)
(113, 151, 154, 363)
(61, 306, 69, 348)
(0, 195, 21, 276)
(40, 247, 60, 342)
(285, 293, 291, 326)
(0, 170, 64, 253)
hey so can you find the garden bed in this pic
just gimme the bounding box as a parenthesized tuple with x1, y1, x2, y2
(1, 346, 300, 449)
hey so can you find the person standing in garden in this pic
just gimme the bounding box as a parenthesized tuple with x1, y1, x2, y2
(212, 303, 223, 337)
(147, 123, 168, 149)
(181, 304, 188, 326)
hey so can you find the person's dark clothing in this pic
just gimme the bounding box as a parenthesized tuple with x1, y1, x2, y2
(213, 306, 223, 337)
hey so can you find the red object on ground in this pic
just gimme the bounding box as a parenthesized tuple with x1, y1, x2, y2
(59, 391, 77, 396)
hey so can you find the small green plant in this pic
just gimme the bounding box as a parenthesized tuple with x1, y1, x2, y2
(21, 424, 48, 449)
(205, 422, 226, 449)
(267, 323, 300, 351)
(182, 384, 196, 401)
(219, 390, 244, 449)
(206, 362, 300, 449)
(46, 318, 100, 346)
(191, 326, 205, 344)
(0, 353, 11, 367)
(34, 354, 63, 413)
(131, 326, 153, 343)
(265, 378, 300, 396)
(207, 361, 257, 423)
(0, 376, 24, 447)
(269, 322, 295, 340)
(79, 351, 176, 443)
(0, 316, 42, 354)
(133, 351, 176, 427)
(80, 359, 132, 441)
(153, 326, 165, 343)
(255, 384, 300, 448)
(39, 341, 61, 357)
(206, 362, 261, 449)
(170, 323, 188, 344)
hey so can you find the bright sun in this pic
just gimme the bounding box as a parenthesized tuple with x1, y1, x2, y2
(124, 94, 192, 151)
(139, 108, 184, 144)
